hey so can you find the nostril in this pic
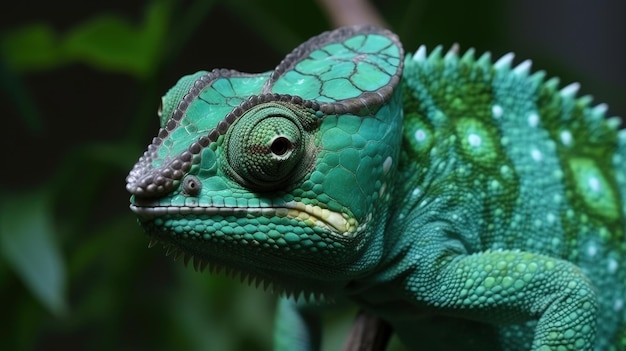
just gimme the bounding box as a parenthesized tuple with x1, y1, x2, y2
(182, 175, 202, 196)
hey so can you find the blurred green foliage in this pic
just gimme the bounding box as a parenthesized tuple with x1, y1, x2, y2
(2, 2, 166, 77)
(0, 0, 623, 350)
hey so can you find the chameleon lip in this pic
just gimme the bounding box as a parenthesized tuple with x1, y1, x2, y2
(283, 201, 357, 236)
(129, 201, 357, 237)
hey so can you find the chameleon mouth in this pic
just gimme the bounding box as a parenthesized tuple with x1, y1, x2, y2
(129, 201, 357, 236)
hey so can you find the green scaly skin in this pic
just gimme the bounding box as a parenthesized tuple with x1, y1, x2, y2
(126, 25, 626, 350)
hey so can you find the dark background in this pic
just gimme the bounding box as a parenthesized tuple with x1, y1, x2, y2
(1, 0, 624, 350)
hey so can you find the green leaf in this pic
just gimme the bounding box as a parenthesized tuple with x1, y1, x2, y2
(1, 24, 64, 71)
(62, 16, 153, 76)
(0, 55, 43, 132)
(1, 0, 171, 77)
(0, 191, 67, 316)
(63, 0, 170, 78)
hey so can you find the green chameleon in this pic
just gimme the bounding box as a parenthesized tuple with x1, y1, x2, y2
(126, 25, 626, 350)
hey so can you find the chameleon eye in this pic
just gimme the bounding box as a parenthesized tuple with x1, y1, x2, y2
(269, 136, 294, 158)
(224, 103, 309, 190)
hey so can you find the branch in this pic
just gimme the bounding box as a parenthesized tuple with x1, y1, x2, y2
(342, 310, 393, 351)
(317, 0, 387, 28)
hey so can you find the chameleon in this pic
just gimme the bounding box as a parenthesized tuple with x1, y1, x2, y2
(126, 25, 626, 350)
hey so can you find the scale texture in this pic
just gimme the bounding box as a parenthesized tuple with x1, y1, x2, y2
(126, 25, 626, 350)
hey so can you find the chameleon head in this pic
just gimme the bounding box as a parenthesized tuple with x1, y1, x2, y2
(126, 25, 404, 292)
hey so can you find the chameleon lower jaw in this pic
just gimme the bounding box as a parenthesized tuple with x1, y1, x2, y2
(129, 201, 358, 237)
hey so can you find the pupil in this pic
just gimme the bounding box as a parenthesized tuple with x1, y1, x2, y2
(270, 137, 292, 156)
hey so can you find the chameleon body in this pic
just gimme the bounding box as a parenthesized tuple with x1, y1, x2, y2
(126, 25, 626, 350)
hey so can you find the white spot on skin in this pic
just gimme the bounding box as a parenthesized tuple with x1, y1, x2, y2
(383, 157, 393, 174)
(560, 130, 573, 146)
(608, 258, 618, 274)
(588, 177, 601, 192)
(531, 149, 543, 162)
(546, 213, 556, 223)
(500, 165, 512, 178)
(414, 129, 427, 142)
(468, 134, 482, 147)
(412, 188, 421, 197)
(586, 244, 597, 257)
(379, 182, 387, 196)
(614, 299, 624, 312)
(492, 105, 503, 118)
(490, 179, 500, 191)
(527, 112, 539, 127)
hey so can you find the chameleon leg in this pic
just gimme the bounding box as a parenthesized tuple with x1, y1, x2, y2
(273, 297, 322, 351)
(404, 248, 598, 350)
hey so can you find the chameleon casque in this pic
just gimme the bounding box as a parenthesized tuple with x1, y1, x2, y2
(126, 25, 626, 350)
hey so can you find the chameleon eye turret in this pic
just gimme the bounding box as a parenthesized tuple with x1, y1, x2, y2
(222, 102, 317, 191)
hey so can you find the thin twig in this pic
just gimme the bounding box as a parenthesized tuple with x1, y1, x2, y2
(342, 310, 393, 351)
(317, 0, 387, 28)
